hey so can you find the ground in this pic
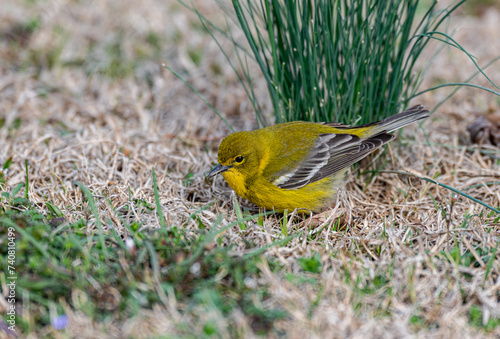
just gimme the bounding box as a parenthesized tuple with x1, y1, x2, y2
(0, 0, 499, 338)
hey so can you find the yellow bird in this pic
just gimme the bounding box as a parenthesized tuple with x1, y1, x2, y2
(208, 105, 429, 213)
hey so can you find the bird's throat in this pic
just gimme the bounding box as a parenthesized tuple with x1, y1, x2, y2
(222, 170, 249, 199)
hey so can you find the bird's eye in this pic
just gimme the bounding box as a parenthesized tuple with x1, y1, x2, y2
(234, 156, 244, 163)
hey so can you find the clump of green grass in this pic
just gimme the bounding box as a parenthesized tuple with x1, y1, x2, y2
(232, 0, 448, 124)
(183, 0, 500, 126)
(184, 0, 458, 125)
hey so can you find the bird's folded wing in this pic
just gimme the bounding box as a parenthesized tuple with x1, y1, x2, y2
(274, 132, 394, 189)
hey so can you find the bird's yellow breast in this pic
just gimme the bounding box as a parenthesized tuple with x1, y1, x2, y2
(245, 170, 346, 212)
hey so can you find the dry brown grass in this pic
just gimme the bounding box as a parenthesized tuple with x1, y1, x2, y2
(0, 0, 499, 338)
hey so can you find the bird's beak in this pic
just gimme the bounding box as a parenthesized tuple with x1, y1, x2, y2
(207, 163, 231, 179)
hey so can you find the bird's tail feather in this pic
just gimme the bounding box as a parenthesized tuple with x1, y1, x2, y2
(338, 105, 430, 137)
(360, 105, 430, 136)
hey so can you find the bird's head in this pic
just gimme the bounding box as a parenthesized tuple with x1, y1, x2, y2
(207, 131, 261, 186)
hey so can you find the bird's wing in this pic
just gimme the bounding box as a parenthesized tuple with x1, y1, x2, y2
(274, 132, 394, 189)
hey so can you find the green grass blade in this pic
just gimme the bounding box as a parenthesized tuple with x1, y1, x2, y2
(152, 167, 167, 230)
(412, 83, 500, 98)
(24, 159, 29, 199)
(74, 181, 110, 262)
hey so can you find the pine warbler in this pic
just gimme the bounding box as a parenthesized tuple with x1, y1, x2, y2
(208, 105, 429, 213)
